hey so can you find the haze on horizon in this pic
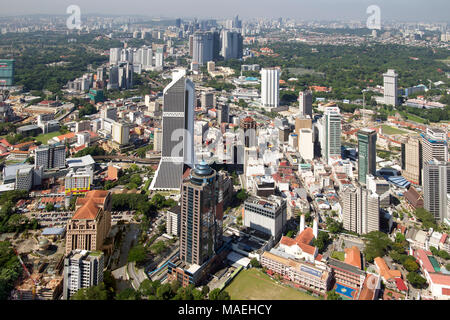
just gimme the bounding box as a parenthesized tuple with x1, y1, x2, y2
(1, 0, 449, 23)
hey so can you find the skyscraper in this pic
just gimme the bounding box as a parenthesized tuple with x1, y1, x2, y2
(221, 30, 243, 60)
(150, 69, 195, 190)
(192, 32, 214, 65)
(109, 48, 121, 66)
(111, 121, 130, 145)
(298, 91, 313, 118)
(179, 162, 223, 266)
(342, 185, 380, 235)
(260, 68, 280, 108)
(423, 159, 450, 223)
(401, 136, 422, 185)
(322, 106, 342, 164)
(383, 69, 398, 106)
(421, 127, 448, 169)
(155, 47, 164, 70)
(63, 249, 104, 300)
(358, 129, 377, 184)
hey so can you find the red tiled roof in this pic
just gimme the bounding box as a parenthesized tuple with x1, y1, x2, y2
(395, 278, 408, 292)
(416, 249, 435, 273)
(344, 246, 362, 269)
(295, 227, 314, 245)
(441, 233, 448, 244)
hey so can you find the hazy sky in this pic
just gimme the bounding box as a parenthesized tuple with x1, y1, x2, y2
(2, 0, 449, 22)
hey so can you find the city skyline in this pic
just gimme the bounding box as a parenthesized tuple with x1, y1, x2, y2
(0, 0, 449, 23)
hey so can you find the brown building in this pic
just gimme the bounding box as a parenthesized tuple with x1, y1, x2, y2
(401, 136, 422, 185)
(295, 115, 312, 136)
(65, 190, 112, 255)
(240, 116, 257, 148)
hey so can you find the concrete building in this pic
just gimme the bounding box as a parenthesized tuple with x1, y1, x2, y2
(423, 160, 450, 223)
(192, 32, 214, 65)
(65, 190, 112, 255)
(35, 144, 66, 171)
(179, 162, 223, 266)
(221, 30, 243, 60)
(383, 69, 398, 106)
(322, 106, 342, 164)
(240, 116, 257, 148)
(342, 185, 380, 235)
(216, 103, 229, 124)
(151, 69, 195, 190)
(166, 205, 180, 236)
(111, 121, 130, 145)
(63, 250, 104, 299)
(401, 136, 422, 185)
(421, 128, 448, 169)
(153, 128, 163, 152)
(15, 167, 33, 191)
(298, 91, 313, 118)
(65, 168, 91, 195)
(243, 195, 287, 240)
(260, 68, 280, 108)
(357, 129, 377, 185)
(298, 129, 314, 161)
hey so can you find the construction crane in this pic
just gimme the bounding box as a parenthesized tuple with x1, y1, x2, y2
(12, 248, 37, 299)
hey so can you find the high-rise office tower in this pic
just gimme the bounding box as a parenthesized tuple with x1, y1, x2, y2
(212, 31, 221, 61)
(298, 91, 313, 118)
(117, 62, 133, 89)
(358, 129, 377, 184)
(175, 18, 182, 28)
(217, 103, 229, 124)
(192, 32, 214, 65)
(383, 69, 398, 106)
(423, 159, 450, 223)
(179, 162, 223, 266)
(322, 106, 342, 164)
(63, 249, 104, 300)
(107, 66, 119, 90)
(421, 127, 448, 169)
(401, 136, 422, 185)
(150, 69, 195, 190)
(221, 30, 243, 60)
(35, 144, 66, 171)
(342, 185, 380, 235)
(260, 68, 280, 108)
(109, 48, 121, 66)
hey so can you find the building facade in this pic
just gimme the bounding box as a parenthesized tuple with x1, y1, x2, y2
(357, 129, 377, 185)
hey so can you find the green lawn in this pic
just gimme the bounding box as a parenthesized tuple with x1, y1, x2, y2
(331, 251, 345, 261)
(34, 131, 63, 144)
(380, 125, 407, 135)
(224, 268, 321, 300)
(398, 111, 428, 124)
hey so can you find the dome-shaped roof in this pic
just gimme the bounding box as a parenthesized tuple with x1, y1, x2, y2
(38, 238, 50, 249)
(193, 161, 213, 176)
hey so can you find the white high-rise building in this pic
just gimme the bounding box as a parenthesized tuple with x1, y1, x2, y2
(383, 69, 398, 106)
(63, 250, 104, 300)
(260, 68, 280, 108)
(322, 106, 342, 164)
(109, 48, 121, 65)
(342, 185, 380, 235)
(423, 160, 450, 223)
(155, 49, 164, 70)
(298, 129, 314, 161)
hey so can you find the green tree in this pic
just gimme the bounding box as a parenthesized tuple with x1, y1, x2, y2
(403, 259, 419, 272)
(250, 258, 261, 268)
(326, 289, 342, 300)
(407, 272, 427, 289)
(115, 288, 141, 300)
(128, 245, 147, 264)
(363, 231, 393, 262)
(71, 283, 109, 300)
